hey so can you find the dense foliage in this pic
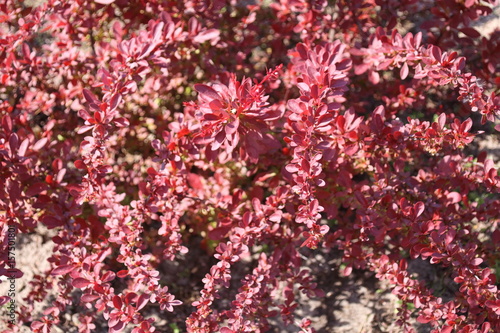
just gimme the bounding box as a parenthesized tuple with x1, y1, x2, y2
(1, 0, 499, 332)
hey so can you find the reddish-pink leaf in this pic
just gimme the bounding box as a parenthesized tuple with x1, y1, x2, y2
(17, 138, 29, 157)
(484, 159, 494, 173)
(209, 99, 224, 111)
(194, 84, 221, 102)
(225, 118, 239, 135)
(344, 143, 358, 156)
(136, 293, 149, 311)
(460, 118, 472, 133)
(471, 258, 483, 266)
(400, 62, 409, 80)
(109, 93, 122, 111)
(464, 0, 475, 7)
(51, 265, 75, 276)
(269, 212, 282, 222)
(114, 117, 129, 128)
(72, 278, 91, 289)
(437, 113, 446, 129)
(82, 89, 98, 104)
(417, 315, 431, 324)
(81, 294, 100, 303)
(220, 328, 235, 333)
(124, 292, 138, 305)
(441, 326, 453, 333)
(78, 108, 92, 121)
(287, 99, 304, 114)
(414, 202, 425, 218)
(101, 271, 116, 283)
(431, 45, 442, 62)
(446, 192, 461, 204)
(32, 137, 48, 151)
(342, 265, 353, 276)
(153, 22, 164, 42)
(77, 124, 94, 134)
(188, 17, 199, 35)
(2, 115, 12, 133)
(193, 29, 220, 44)
(56, 169, 66, 184)
(22, 43, 31, 59)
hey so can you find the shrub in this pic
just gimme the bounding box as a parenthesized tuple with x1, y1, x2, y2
(0, 0, 499, 332)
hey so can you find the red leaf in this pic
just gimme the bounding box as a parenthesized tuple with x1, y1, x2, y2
(296, 43, 308, 60)
(2, 115, 12, 133)
(51, 265, 75, 276)
(3, 268, 23, 278)
(441, 326, 453, 333)
(117, 270, 129, 278)
(136, 293, 149, 311)
(113, 295, 123, 309)
(460, 118, 472, 133)
(194, 84, 221, 102)
(414, 202, 425, 218)
(74, 160, 86, 169)
(78, 108, 92, 121)
(41, 215, 62, 229)
(188, 17, 200, 35)
(72, 278, 91, 289)
(114, 117, 129, 128)
(203, 113, 220, 121)
(225, 118, 239, 135)
(94, 284, 106, 293)
(344, 143, 358, 156)
(81, 294, 100, 303)
(209, 99, 224, 111)
(193, 29, 220, 44)
(26, 182, 47, 196)
(109, 93, 122, 111)
(77, 124, 94, 134)
(101, 271, 116, 283)
(416, 315, 431, 324)
(9, 133, 19, 152)
(82, 89, 98, 104)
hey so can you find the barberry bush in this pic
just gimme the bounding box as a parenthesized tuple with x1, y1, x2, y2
(1, 0, 500, 332)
